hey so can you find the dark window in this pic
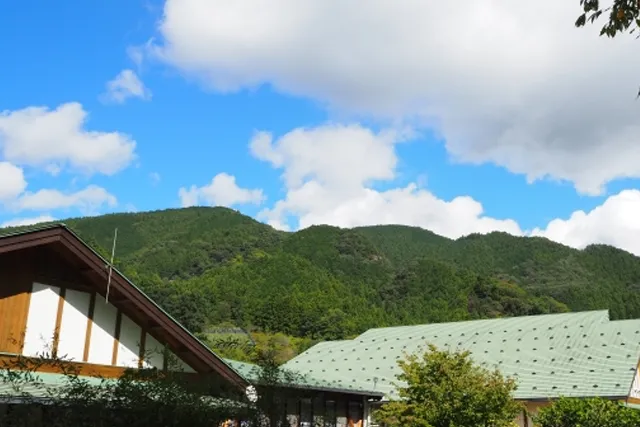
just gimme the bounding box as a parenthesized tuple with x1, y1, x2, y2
(325, 400, 337, 427)
(300, 398, 312, 427)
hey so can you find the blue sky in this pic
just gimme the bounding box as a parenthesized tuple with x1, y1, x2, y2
(1, 0, 640, 255)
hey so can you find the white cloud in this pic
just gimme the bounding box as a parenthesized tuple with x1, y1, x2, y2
(532, 190, 640, 256)
(102, 69, 152, 104)
(14, 185, 117, 214)
(247, 123, 640, 257)
(1, 215, 56, 228)
(0, 162, 27, 201)
(153, 0, 640, 195)
(250, 124, 406, 190)
(178, 173, 265, 207)
(252, 124, 521, 238)
(0, 102, 136, 175)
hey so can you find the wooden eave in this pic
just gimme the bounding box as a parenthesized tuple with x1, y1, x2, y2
(0, 225, 249, 391)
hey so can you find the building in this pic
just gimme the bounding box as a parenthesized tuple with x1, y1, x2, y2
(2, 223, 640, 426)
(225, 358, 383, 427)
(231, 310, 640, 427)
(0, 224, 250, 416)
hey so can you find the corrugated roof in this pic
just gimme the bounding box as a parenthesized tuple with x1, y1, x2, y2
(283, 310, 640, 401)
(223, 359, 383, 397)
(0, 371, 109, 401)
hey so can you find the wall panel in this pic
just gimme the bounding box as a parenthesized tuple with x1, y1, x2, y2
(142, 332, 165, 369)
(0, 274, 32, 353)
(22, 283, 60, 357)
(117, 314, 142, 368)
(88, 294, 118, 365)
(57, 289, 91, 361)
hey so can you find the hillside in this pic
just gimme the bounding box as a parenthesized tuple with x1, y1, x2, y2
(4, 207, 640, 359)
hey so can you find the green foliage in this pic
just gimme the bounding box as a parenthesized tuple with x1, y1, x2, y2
(0, 349, 296, 427)
(534, 397, 640, 427)
(576, 0, 640, 38)
(5, 207, 639, 361)
(374, 344, 522, 427)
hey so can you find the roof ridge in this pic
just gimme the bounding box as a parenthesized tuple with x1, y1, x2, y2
(358, 310, 610, 336)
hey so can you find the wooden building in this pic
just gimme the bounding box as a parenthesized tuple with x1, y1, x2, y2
(0, 224, 249, 415)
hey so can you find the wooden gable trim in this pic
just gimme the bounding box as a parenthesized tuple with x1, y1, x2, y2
(0, 225, 248, 391)
(51, 287, 66, 358)
(57, 231, 247, 389)
(0, 228, 62, 255)
(82, 292, 96, 362)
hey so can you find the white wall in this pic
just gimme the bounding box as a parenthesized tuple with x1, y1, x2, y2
(630, 367, 640, 398)
(89, 294, 119, 365)
(21, 282, 196, 372)
(143, 332, 165, 369)
(117, 314, 142, 368)
(22, 283, 60, 357)
(57, 289, 91, 361)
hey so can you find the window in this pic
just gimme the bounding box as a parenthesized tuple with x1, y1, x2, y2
(300, 398, 313, 427)
(325, 400, 337, 427)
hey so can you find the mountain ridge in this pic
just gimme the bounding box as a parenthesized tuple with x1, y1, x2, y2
(3, 207, 639, 342)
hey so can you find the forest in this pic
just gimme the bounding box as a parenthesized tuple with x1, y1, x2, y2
(5, 206, 640, 362)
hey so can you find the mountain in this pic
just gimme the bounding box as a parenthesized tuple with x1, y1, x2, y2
(5, 207, 640, 345)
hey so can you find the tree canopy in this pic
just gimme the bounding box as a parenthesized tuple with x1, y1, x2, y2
(535, 397, 640, 427)
(5, 207, 640, 362)
(576, 0, 640, 37)
(374, 344, 522, 427)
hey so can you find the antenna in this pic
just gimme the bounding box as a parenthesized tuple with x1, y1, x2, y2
(105, 228, 118, 304)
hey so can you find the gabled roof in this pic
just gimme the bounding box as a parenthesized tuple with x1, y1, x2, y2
(0, 223, 248, 391)
(283, 310, 640, 401)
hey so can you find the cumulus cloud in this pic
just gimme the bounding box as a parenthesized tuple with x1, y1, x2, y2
(0, 102, 136, 175)
(532, 190, 640, 256)
(13, 185, 117, 214)
(178, 173, 265, 208)
(244, 123, 640, 257)
(1, 215, 56, 228)
(251, 124, 521, 237)
(0, 162, 27, 201)
(102, 69, 152, 104)
(152, 0, 640, 195)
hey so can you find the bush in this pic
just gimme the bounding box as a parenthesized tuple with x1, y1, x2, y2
(534, 397, 640, 427)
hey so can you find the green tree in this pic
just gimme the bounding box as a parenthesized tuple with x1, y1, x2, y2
(534, 397, 640, 427)
(576, 0, 640, 37)
(374, 344, 522, 427)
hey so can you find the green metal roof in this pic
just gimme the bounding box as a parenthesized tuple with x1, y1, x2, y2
(283, 310, 640, 401)
(223, 359, 383, 397)
(0, 371, 110, 401)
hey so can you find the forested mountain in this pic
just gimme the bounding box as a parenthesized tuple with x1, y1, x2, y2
(5, 207, 640, 360)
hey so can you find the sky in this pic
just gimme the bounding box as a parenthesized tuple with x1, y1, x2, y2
(1, 0, 640, 255)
